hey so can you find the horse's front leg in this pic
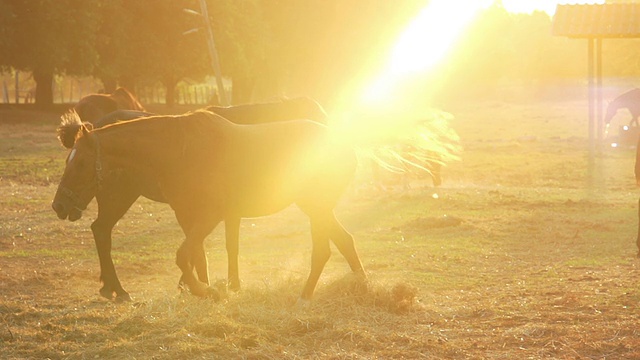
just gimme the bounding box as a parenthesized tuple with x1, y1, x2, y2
(92, 190, 139, 301)
(192, 239, 210, 286)
(174, 210, 220, 299)
(225, 217, 241, 291)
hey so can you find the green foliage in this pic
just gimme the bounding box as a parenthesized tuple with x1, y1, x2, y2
(0, 1, 16, 70)
(1, 0, 100, 75)
(95, 1, 210, 89)
(4, 1, 640, 106)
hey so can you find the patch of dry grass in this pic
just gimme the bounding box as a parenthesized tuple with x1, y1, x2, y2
(2, 100, 640, 359)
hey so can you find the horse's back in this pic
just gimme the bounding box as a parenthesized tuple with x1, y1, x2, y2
(192, 114, 355, 216)
(93, 110, 154, 128)
(98, 112, 354, 217)
(614, 88, 640, 104)
(205, 97, 327, 125)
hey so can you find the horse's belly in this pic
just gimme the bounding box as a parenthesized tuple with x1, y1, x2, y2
(224, 180, 305, 217)
(224, 146, 357, 218)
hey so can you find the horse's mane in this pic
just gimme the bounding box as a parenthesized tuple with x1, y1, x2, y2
(112, 87, 145, 111)
(57, 111, 93, 149)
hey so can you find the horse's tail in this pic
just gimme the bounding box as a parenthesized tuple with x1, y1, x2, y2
(288, 96, 328, 124)
(330, 108, 461, 179)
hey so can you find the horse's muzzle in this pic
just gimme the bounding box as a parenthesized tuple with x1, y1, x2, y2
(52, 201, 83, 221)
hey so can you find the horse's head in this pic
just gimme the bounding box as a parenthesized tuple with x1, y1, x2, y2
(52, 126, 101, 221)
(75, 94, 118, 124)
(112, 87, 146, 111)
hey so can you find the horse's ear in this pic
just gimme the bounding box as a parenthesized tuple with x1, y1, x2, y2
(81, 123, 92, 137)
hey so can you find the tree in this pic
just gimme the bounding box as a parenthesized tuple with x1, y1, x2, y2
(0, 1, 16, 72)
(256, 0, 428, 106)
(207, 0, 269, 104)
(95, 0, 210, 105)
(0, 0, 101, 106)
(93, 0, 136, 93)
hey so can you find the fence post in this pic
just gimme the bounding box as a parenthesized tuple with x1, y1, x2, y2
(2, 79, 8, 103)
(14, 70, 19, 104)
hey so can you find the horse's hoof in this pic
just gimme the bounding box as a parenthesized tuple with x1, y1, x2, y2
(228, 280, 241, 292)
(99, 286, 114, 300)
(213, 280, 229, 300)
(294, 297, 311, 310)
(115, 292, 132, 302)
(204, 287, 221, 302)
(352, 269, 368, 283)
(177, 280, 187, 292)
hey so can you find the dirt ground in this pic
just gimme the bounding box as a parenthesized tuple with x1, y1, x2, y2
(1, 101, 639, 359)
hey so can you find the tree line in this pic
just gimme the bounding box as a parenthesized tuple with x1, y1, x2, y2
(0, 0, 425, 107)
(0, 0, 638, 108)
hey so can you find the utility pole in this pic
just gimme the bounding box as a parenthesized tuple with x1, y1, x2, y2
(197, 0, 229, 106)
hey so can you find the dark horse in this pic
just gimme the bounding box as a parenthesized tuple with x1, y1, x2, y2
(74, 87, 146, 124)
(58, 96, 326, 149)
(55, 98, 330, 301)
(605, 88, 640, 128)
(52, 111, 365, 303)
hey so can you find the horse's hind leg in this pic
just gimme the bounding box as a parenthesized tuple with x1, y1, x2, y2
(636, 197, 640, 258)
(326, 213, 365, 276)
(176, 238, 218, 300)
(92, 191, 139, 301)
(299, 217, 333, 301)
(174, 211, 220, 299)
(225, 217, 241, 291)
(177, 241, 209, 289)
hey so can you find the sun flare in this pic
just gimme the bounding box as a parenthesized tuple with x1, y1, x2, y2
(360, 0, 606, 106)
(361, 0, 492, 105)
(340, 0, 608, 175)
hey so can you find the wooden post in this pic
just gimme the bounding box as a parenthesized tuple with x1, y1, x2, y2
(596, 37, 603, 148)
(199, 0, 229, 106)
(14, 70, 19, 104)
(2, 79, 8, 103)
(587, 38, 595, 186)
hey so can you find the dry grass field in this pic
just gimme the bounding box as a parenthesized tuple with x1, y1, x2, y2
(1, 98, 639, 359)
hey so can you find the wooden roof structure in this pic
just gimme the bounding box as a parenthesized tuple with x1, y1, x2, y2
(553, 3, 640, 38)
(553, 3, 640, 182)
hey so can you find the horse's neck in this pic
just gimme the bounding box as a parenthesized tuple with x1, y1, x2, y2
(99, 121, 184, 166)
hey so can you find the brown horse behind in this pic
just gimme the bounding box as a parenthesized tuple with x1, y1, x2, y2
(74, 87, 145, 124)
(52, 111, 365, 303)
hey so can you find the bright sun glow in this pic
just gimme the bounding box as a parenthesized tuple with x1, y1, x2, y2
(360, 0, 605, 106)
(361, 0, 492, 105)
(343, 0, 608, 174)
